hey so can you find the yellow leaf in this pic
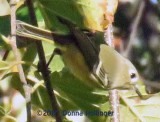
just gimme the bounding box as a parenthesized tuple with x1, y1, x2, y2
(77, 0, 118, 31)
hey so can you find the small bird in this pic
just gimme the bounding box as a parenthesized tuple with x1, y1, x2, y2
(16, 19, 141, 95)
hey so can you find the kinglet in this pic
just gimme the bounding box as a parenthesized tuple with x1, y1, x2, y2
(16, 20, 140, 93)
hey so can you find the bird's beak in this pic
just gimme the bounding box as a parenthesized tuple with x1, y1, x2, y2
(133, 84, 153, 100)
(133, 85, 143, 99)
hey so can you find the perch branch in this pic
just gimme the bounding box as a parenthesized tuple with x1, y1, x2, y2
(25, 0, 62, 121)
(105, 24, 120, 122)
(10, 0, 31, 121)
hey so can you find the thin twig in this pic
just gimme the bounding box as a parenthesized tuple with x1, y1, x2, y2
(123, 1, 145, 58)
(25, 0, 62, 121)
(10, 0, 31, 122)
(2, 50, 10, 60)
(104, 24, 114, 47)
(105, 25, 120, 122)
(109, 90, 119, 122)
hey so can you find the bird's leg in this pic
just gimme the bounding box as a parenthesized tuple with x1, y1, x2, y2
(37, 48, 61, 73)
(46, 48, 62, 67)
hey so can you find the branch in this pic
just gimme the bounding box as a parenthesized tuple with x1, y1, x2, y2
(25, 0, 62, 121)
(104, 24, 114, 47)
(105, 25, 120, 122)
(2, 50, 10, 61)
(10, 0, 31, 121)
(123, 1, 145, 58)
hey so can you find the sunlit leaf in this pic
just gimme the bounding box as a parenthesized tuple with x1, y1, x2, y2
(0, 35, 11, 50)
(36, 0, 118, 31)
(120, 89, 160, 122)
(0, 0, 10, 16)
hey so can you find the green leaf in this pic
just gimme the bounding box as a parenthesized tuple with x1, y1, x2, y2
(0, 16, 10, 36)
(0, 61, 18, 80)
(36, 0, 113, 31)
(17, 5, 44, 23)
(0, 106, 6, 117)
(50, 70, 108, 122)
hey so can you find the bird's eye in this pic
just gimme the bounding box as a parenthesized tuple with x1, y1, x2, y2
(130, 73, 136, 79)
(129, 69, 138, 83)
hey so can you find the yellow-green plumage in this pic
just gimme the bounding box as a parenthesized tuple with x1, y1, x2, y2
(60, 44, 102, 88)
(99, 44, 139, 89)
(16, 20, 139, 90)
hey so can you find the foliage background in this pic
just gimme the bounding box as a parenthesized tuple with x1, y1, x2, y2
(0, 0, 160, 122)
